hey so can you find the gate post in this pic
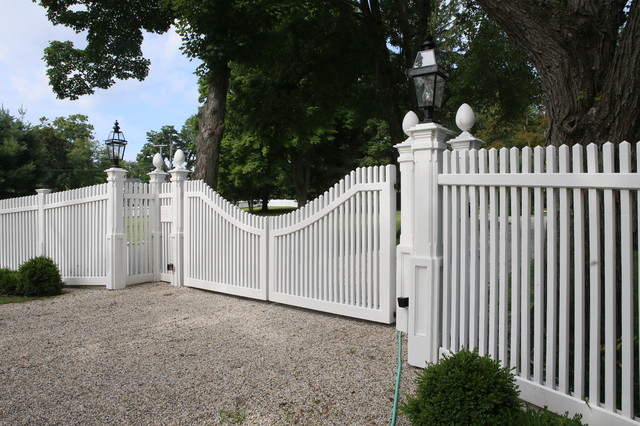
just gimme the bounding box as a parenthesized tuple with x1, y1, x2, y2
(106, 167, 127, 290)
(402, 113, 449, 367)
(169, 150, 189, 287)
(149, 153, 168, 282)
(394, 112, 418, 334)
(35, 188, 51, 257)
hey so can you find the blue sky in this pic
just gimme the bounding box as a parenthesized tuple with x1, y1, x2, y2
(0, 1, 202, 162)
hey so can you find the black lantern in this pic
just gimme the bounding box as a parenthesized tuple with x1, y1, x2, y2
(407, 36, 449, 122)
(105, 120, 127, 167)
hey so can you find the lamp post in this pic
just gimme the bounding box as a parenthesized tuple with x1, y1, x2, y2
(105, 120, 128, 167)
(407, 36, 449, 123)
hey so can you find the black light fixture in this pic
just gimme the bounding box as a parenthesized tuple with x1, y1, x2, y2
(105, 120, 127, 167)
(407, 35, 449, 122)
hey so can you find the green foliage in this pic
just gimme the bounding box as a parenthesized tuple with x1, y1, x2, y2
(39, 0, 173, 99)
(127, 120, 196, 182)
(0, 268, 20, 295)
(16, 257, 64, 297)
(401, 349, 521, 425)
(0, 108, 46, 199)
(37, 114, 110, 190)
(514, 407, 583, 425)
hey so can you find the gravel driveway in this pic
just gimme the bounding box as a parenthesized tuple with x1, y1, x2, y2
(0, 282, 416, 425)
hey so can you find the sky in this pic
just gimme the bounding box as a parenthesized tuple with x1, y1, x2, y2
(0, 1, 202, 162)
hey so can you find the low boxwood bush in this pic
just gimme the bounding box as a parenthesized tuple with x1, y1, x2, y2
(401, 348, 521, 425)
(0, 268, 20, 295)
(16, 256, 64, 297)
(515, 407, 583, 425)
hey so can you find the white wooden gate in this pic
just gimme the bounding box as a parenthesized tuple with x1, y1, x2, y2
(269, 165, 396, 323)
(174, 165, 396, 323)
(183, 180, 269, 300)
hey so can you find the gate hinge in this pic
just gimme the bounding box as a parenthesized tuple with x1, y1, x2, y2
(397, 297, 409, 308)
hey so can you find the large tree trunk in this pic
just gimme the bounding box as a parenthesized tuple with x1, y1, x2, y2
(192, 62, 231, 189)
(357, 0, 406, 144)
(291, 149, 311, 207)
(475, 0, 640, 146)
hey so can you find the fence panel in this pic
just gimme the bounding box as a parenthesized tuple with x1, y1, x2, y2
(0, 194, 38, 270)
(438, 142, 640, 424)
(183, 180, 268, 300)
(269, 165, 396, 323)
(44, 184, 108, 285)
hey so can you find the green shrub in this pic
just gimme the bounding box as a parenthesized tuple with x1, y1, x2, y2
(515, 407, 583, 425)
(0, 268, 21, 295)
(16, 257, 64, 297)
(401, 348, 521, 425)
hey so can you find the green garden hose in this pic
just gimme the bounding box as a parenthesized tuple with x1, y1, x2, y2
(391, 331, 403, 426)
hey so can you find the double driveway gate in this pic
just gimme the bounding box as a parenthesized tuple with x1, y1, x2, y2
(156, 165, 396, 324)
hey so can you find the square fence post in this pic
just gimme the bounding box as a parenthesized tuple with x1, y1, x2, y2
(401, 113, 449, 367)
(169, 152, 190, 287)
(394, 114, 416, 335)
(106, 167, 127, 290)
(149, 159, 168, 283)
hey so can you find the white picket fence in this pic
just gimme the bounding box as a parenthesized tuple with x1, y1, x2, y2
(396, 109, 640, 425)
(0, 185, 110, 285)
(4, 106, 638, 423)
(0, 162, 396, 324)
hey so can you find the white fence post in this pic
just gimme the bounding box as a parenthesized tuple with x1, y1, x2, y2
(169, 150, 189, 287)
(394, 112, 419, 334)
(35, 188, 51, 257)
(106, 167, 127, 290)
(448, 104, 484, 152)
(149, 153, 168, 282)
(403, 113, 449, 367)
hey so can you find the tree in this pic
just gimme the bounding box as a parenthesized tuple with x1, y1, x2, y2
(0, 109, 45, 199)
(37, 115, 110, 189)
(223, 2, 376, 206)
(474, 0, 640, 147)
(128, 121, 196, 182)
(39, 0, 173, 100)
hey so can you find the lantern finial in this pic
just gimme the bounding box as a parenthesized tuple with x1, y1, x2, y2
(408, 35, 449, 123)
(105, 120, 128, 167)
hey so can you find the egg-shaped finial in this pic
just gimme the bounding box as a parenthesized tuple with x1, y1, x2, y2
(152, 152, 164, 170)
(455, 103, 475, 133)
(402, 111, 420, 136)
(174, 149, 186, 168)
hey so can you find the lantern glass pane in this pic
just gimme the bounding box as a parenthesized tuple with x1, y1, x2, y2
(434, 74, 446, 109)
(414, 74, 436, 108)
(413, 49, 436, 68)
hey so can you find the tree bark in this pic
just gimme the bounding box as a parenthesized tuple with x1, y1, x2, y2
(358, 0, 406, 144)
(475, 0, 639, 146)
(291, 149, 311, 207)
(192, 62, 231, 189)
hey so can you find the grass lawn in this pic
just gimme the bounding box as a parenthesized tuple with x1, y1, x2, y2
(0, 295, 48, 304)
(243, 206, 298, 216)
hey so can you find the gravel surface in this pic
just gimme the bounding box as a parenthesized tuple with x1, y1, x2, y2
(0, 282, 417, 425)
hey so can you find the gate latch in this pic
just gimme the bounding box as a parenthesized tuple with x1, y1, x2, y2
(397, 297, 409, 308)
